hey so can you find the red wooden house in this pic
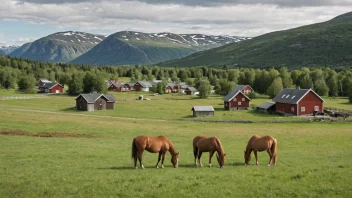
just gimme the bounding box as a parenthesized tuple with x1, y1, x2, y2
(223, 90, 251, 110)
(233, 85, 254, 94)
(108, 83, 130, 92)
(134, 81, 152, 92)
(39, 83, 64, 94)
(272, 88, 324, 116)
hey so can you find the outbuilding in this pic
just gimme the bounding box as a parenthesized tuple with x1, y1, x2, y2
(191, 106, 215, 117)
(39, 83, 64, 94)
(185, 87, 199, 95)
(233, 85, 254, 94)
(223, 90, 251, 110)
(257, 102, 276, 113)
(134, 81, 152, 92)
(273, 88, 324, 116)
(75, 93, 116, 111)
(108, 83, 130, 92)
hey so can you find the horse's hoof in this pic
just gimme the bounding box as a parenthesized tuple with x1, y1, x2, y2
(209, 164, 212, 167)
(200, 164, 203, 167)
(268, 164, 271, 167)
(156, 166, 159, 169)
(141, 165, 145, 169)
(161, 165, 164, 169)
(134, 167, 138, 169)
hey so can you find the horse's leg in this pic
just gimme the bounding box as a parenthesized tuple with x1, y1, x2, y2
(208, 151, 214, 167)
(197, 152, 203, 167)
(194, 147, 198, 165)
(267, 149, 273, 166)
(161, 152, 166, 168)
(155, 152, 162, 168)
(254, 151, 258, 165)
(134, 154, 138, 169)
(138, 150, 144, 169)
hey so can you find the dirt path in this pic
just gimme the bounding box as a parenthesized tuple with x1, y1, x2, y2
(0, 106, 167, 122)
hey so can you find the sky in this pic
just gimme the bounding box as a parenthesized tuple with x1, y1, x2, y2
(0, 0, 351, 46)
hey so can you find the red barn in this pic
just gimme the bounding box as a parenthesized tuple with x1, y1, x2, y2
(223, 90, 251, 110)
(39, 83, 64, 94)
(233, 85, 254, 94)
(273, 88, 324, 116)
(108, 83, 130, 92)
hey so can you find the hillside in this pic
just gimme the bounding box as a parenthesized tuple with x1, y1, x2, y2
(9, 31, 106, 63)
(160, 11, 352, 68)
(9, 43, 32, 57)
(70, 31, 249, 65)
(0, 49, 6, 56)
(0, 45, 19, 54)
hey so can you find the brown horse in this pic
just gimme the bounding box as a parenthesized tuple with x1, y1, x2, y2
(244, 135, 277, 166)
(131, 135, 179, 169)
(194, 136, 226, 168)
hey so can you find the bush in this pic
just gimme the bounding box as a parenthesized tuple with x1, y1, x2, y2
(247, 92, 257, 99)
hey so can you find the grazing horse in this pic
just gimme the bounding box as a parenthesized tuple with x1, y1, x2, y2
(194, 136, 226, 168)
(131, 135, 179, 169)
(244, 135, 277, 166)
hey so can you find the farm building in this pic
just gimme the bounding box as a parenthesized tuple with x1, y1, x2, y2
(134, 81, 152, 92)
(166, 82, 187, 93)
(75, 93, 116, 111)
(191, 106, 215, 117)
(38, 78, 52, 87)
(233, 85, 254, 94)
(39, 83, 64, 94)
(126, 82, 136, 91)
(273, 88, 324, 116)
(108, 83, 130, 92)
(185, 87, 199, 95)
(150, 80, 162, 87)
(223, 90, 251, 110)
(257, 102, 276, 113)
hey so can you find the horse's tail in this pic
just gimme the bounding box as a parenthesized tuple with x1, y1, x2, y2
(131, 138, 138, 161)
(271, 138, 278, 165)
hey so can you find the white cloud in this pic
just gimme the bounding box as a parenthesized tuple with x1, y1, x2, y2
(0, 0, 350, 42)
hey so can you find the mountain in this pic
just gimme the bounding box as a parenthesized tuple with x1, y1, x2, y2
(70, 31, 249, 65)
(160, 12, 352, 68)
(10, 31, 106, 63)
(0, 49, 6, 56)
(0, 45, 19, 54)
(8, 43, 32, 57)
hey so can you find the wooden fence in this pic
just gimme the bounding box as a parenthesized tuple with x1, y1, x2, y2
(0, 95, 48, 100)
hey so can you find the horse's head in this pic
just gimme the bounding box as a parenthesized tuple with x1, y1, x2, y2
(171, 152, 179, 168)
(244, 150, 251, 165)
(216, 153, 226, 168)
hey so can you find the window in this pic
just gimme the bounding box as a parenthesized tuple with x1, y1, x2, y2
(242, 98, 245, 101)
(314, 106, 319, 111)
(291, 107, 294, 112)
(281, 94, 286, 98)
(233, 98, 237, 102)
(291, 95, 296, 99)
(301, 107, 305, 112)
(238, 102, 242, 105)
(285, 95, 290, 98)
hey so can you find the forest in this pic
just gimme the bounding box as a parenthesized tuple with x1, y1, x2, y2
(0, 55, 352, 101)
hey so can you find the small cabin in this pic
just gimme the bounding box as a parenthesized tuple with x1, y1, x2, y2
(272, 88, 324, 116)
(223, 90, 251, 110)
(191, 106, 215, 117)
(185, 87, 199, 95)
(39, 83, 64, 94)
(233, 85, 254, 94)
(134, 81, 152, 92)
(257, 102, 276, 113)
(76, 93, 116, 111)
(108, 83, 130, 92)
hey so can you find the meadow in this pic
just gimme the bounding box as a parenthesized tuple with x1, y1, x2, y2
(0, 90, 352, 197)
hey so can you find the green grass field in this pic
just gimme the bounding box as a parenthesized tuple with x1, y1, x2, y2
(1, 90, 352, 197)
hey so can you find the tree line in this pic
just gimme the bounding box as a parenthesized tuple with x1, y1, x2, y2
(0, 55, 351, 101)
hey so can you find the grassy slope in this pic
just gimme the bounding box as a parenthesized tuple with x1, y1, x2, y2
(161, 12, 352, 68)
(0, 108, 352, 197)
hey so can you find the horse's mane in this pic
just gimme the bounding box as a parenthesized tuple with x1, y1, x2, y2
(215, 137, 224, 156)
(167, 139, 177, 155)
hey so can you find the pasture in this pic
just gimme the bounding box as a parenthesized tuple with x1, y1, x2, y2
(0, 90, 352, 197)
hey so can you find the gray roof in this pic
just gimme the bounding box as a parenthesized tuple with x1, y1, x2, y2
(258, 102, 276, 109)
(186, 87, 198, 92)
(223, 89, 250, 102)
(233, 85, 253, 92)
(39, 79, 51, 83)
(104, 94, 116, 102)
(272, 88, 324, 104)
(41, 82, 63, 89)
(111, 83, 125, 88)
(76, 93, 115, 103)
(137, 81, 152, 88)
(192, 106, 214, 112)
(126, 82, 136, 87)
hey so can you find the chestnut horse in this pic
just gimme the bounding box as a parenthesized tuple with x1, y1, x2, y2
(244, 135, 277, 166)
(131, 135, 179, 169)
(193, 136, 226, 168)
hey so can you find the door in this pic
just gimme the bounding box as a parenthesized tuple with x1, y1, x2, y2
(56, 90, 60, 93)
(314, 106, 319, 111)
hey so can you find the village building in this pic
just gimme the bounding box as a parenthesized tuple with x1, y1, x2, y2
(75, 93, 116, 111)
(126, 82, 136, 91)
(233, 85, 254, 94)
(257, 102, 276, 114)
(38, 78, 52, 87)
(108, 83, 130, 92)
(39, 82, 64, 94)
(191, 106, 215, 117)
(223, 90, 251, 110)
(272, 88, 324, 116)
(134, 81, 152, 92)
(184, 87, 199, 95)
(166, 82, 187, 93)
